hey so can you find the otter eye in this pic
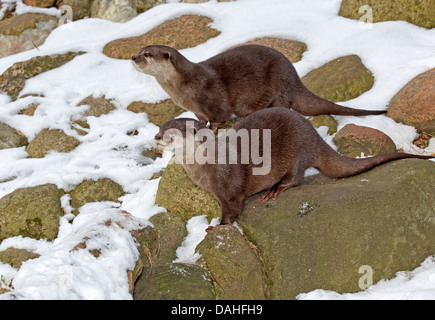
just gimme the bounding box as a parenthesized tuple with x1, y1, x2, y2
(143, 52, 151, 58)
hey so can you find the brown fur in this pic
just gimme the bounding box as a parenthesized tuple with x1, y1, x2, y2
(155, 108, 433, 225)
(133, 45, 386, 131)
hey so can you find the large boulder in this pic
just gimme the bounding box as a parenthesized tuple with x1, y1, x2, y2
(103, 15, 220, 59)
(339, 0, 435, 29)
(0, 13, 57, 58)
(302, 55, 374, 103)
(333, 124, 397, 157)
(0, 184, 64, 241)
(387, 68, 435, 136)
(238, 159, 435, 299)
(153, 157, 435, 299)
(90, 0, 138, 23)
(0, 51, 85, 100)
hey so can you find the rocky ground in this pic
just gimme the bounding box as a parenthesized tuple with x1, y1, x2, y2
(0, 0, 434, 299)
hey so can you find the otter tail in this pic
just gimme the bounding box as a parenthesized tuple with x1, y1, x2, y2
(314, 143, 434, 179)
(293, 88, 386, 116)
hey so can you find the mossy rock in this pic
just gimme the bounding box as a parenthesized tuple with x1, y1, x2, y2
(0, 184, 64, 241)
(238, 159, 435, 299)
(133, 263, 215, 300)
(197, 225, 266, 300)
(26, 129, 80, 158)
(103, 15, 221, 59)
(0, 13, 56, 36)
(235, 37, 307, 63)
(387, 67, 435, 136)
(127, 100, 184, 127)
(70, 178, 125, 213)
(301, 55, 374, 102)
(333, 124, 397, 157)
(308, 115, 338, 135)
(0, 248, 40, 269)
(155, 160, 221, 222)
(0, 123, 28, 150)
(339, 0, 435, 29)
(0, 51, 85, 101)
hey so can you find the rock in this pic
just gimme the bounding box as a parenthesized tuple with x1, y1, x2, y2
(387, 68, 435, 136)
(148, 212, 187, 265)
(0, 51, 85, 100)
(57, 0, 93, 21)
(136, 0, 165, 13)
(238, 159, 435, 299)
(333, 124, 397, 157)
(0, 248, 40, 268)
(78, 95, 117, 117)
(127, 100, 184, 127)
(155, 160, 221, 222)
(133, 263, 215, 300)
(0, 123, 28, 150)
(0, 13, 58, 58)
(103, 15, 220, 59)
(90, 0, 138, 23)
(197, 225, 266, 299)
(132, 215, 214, 300)
(70, 178, 125, 213)
(0, 184, 64, 241)
(339, 0, 435, 29)
(25, 129, 80, 158)
(308, 115, 338, 135)
(233, 37, 307, 63)
(301, 55, 374, 102)
(23, 0, 56, 7)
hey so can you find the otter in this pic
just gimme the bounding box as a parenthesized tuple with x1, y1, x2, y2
(132, 45, 386, 131)
(154, 107, 433, 225)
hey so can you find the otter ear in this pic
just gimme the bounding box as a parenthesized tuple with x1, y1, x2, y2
(163, 52, 171, 60)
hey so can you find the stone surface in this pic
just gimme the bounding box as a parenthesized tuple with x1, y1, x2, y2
(0, 51, 84, 100)
(25, 129, 80, 158)
(0, 184, 64, 241)
(238, 159, 435, 299)
(387, 68, 435, 136)
(333, 124, 397, 157)
(127, 100, 184, 127)
(103, 15, 220, 59)
(70, 178, 125, 213)
(0, 13, 58, 58)
(155, 161, 221, 222)
(339, 0, 435, 29)
(90, 0, 138, 23)
(0, 248, 40, 268)
(23, 0, 56, 8)
(301, 55, 374, 102)
(197, 225, 266, 300)
(0, 123, 28, 150)
(308, 115, 338, 135)
(235, 37, 307, 63)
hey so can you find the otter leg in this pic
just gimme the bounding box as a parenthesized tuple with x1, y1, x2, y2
(259, 169, 305, 202)
(219, 197, 244, 225)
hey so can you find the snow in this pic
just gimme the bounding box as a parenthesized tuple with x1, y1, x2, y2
(0, 0, 434, 299)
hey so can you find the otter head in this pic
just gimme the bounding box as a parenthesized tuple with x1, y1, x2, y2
(132, 45, 178, 79)
(154, 118, 206, 152)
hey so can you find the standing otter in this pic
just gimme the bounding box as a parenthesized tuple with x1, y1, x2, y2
(133, 45, 386, 131)
(155, 107, 433, 225)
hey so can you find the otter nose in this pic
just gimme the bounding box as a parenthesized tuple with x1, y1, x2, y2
(132, 55, 137, 61)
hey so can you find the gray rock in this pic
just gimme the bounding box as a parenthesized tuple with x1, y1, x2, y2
(0, 123, 28, 150)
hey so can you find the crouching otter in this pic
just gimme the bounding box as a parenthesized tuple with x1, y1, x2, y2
(154, 108, 433, 225)
(133, 45, 386, 131)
